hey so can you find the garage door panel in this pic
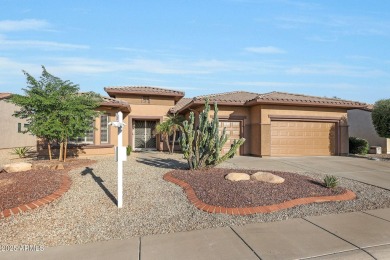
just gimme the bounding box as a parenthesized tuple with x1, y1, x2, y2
(219, 120, 241, 155)
(271, 121, 336, 156)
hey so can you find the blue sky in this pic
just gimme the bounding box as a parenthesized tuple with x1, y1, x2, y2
(1, 0, 389, 104)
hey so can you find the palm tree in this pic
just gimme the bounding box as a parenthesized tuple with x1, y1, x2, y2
(156, 121, 172, 153)
(167, 113, 184, 153)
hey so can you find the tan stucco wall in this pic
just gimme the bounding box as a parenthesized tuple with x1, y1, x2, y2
(348, 109, 389, 153)
(250, 106, 261, 156)
(0, 100, 36, 149)
(113, 94, 176, 151)
(255, 105, 349, 156)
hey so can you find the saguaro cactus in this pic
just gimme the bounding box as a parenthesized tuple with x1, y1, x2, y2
(179, 99, 245, 170)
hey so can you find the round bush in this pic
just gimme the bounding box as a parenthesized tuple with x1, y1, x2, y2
(349, 137, 369, 155)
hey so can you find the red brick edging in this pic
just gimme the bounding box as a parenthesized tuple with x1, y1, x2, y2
(163, 171, 356, 215)
(0, 174, 71, 219)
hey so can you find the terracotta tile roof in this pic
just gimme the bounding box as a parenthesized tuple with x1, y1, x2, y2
(251, 91, 367, 107)
(172, 90, 367, 113)
(0, 93, 12, 100)
(170, 98, 193, 113)
(100, 96, 131, 112)
(356, 104, 374, 111)
(104, 86, 185, 98)
(194, 91, 259, 103)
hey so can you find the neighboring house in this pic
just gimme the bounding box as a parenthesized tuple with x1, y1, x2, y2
(348, 106, 390, 154)
(0, 93, 36, 149)
(30, 86, 368, 157)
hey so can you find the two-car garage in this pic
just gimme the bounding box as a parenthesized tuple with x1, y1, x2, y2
(218, 119, 338, 157)
(270, 121, 337, 157)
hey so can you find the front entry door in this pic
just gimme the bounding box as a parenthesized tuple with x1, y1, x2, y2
(134, 120, 157, 150)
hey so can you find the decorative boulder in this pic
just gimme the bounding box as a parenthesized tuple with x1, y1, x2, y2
(33, 163, 64, 170)
(251, 171, 285, 184)
(3, 162, 32, 173)
(225, 172, 250, 181)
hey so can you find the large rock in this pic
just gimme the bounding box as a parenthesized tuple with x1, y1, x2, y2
(3, 162, 32, 173)
(225, 172, 250, 181)
(251, 171, 285, 184)
(33, 163, 64, 170)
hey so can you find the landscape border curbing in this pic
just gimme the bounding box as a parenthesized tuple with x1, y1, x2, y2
(163, 171, 357, 215)
(0, 173, 71, 219)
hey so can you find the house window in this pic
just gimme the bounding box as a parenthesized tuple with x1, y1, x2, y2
(141, 96, 150, 104)
(100, 114, 109, 144)
(18, 123, 29, 133)
(70, 121, 94, 144)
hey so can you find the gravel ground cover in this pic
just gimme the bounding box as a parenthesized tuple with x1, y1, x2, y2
(1, 152, 390, 247)
(0, 159, 94, 211)
(0, 170, 62, 211)
(171, 169, 346, 207)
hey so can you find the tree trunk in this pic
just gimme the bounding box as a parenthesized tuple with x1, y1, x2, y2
(59, 142, 63, 162)
(171, 130, 176, 154)
(47, 142, 52, 161)
(63, 140, 68, 162)
(164, 136, 171, 154)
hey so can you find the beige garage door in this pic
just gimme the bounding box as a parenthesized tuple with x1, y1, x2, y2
(219, 121, 241, 155)
(271, 121, 336, 156)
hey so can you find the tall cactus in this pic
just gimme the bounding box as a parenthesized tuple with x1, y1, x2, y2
(179, 99, 245, 170)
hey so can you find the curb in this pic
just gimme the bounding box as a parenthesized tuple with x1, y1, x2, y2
(0, 174, 71, 219)
(163, 171, 356, 215)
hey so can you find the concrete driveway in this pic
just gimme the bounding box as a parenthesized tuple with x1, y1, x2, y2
(222, 156, 390, 190)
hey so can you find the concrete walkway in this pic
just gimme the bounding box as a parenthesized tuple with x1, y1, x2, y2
(3, 208, 390, 259)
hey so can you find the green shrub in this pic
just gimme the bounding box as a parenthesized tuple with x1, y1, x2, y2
(323, 175, 338, 188)
(11, 147, 31, 158)
(126, 145, 132, 156)
(349, 137, 369, 155)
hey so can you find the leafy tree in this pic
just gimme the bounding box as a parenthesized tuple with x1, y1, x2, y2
(179, 99, 245, 170)
(372, 99, 390, 138)
(9, 66, 102, 161)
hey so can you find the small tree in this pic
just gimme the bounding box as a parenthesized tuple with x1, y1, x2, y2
(372, 99, 390, 138)
(156, 114, 184, 154)
(179, 99, 245, 170)
(156, 121, 173, 153)
(9, 66, 102, 161)
(167, 113, 184, 153)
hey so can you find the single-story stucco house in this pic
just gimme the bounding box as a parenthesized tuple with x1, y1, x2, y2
(348, 106, 390, 154)
(46, 86, 366, 157)
(0, 93, 36, 150)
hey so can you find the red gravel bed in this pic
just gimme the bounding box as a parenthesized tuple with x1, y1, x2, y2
(0, 170, 63, 211)
(171, 168, 346, 208)
(0, 159, 95, 211)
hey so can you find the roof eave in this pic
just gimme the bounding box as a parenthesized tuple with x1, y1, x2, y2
(100, 102, 131, 113)
(245, 99, 367, 109)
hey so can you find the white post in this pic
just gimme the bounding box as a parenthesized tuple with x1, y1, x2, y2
(117, 111, 123, 208)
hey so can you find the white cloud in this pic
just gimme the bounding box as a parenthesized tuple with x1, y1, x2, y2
(226, 81, 356, 89)
(0, 37, 89, 50)
(245, 46, 286, 54)
(285, 63, 387, 77)
(0, 19, 49, 32)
